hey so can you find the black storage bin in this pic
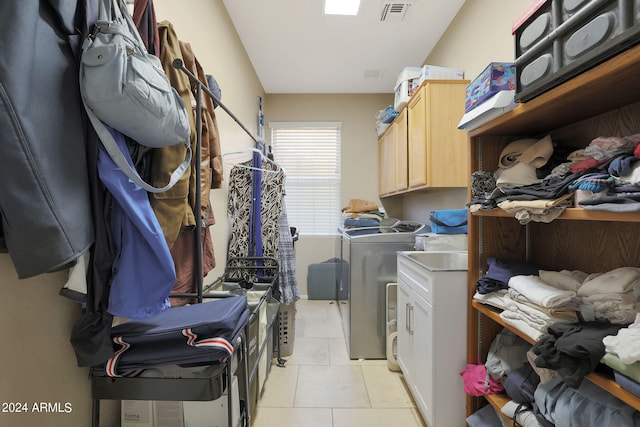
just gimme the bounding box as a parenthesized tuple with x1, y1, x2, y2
(514, 0, 640, 102)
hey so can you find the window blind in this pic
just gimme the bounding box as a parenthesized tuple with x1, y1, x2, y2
(270, 122, 341, 236)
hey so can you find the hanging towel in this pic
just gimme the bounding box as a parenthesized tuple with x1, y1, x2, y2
(278, 200, 300, 304)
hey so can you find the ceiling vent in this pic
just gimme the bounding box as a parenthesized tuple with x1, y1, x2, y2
(380, 2, 412, 22)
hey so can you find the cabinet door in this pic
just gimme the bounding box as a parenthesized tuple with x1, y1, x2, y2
(412, 293, 434, 427)
(396, 279, 413, 379)
(407, 81, 468, 188)
(426, 83, 468, 187)
(377, 137, 385, 195)
(377, 128, 395, 195)
(407, 87, 427, 187)
(394, 109, 408, 191)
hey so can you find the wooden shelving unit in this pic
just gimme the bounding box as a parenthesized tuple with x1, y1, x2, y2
(466, 42, 640, 420)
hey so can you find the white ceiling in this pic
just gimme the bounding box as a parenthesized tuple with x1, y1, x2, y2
(221, 0, 466, 94)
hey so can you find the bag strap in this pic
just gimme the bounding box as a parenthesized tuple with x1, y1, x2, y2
(512, 403, 527, 427)
(113, 0, 148, 55)
(82, 0, 191, 193)
(84, 104, 191, 194)
(97, 0, 110, 22)
(429, 215, 468, 228)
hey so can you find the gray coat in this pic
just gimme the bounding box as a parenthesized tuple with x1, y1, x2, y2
(0, 0, 94, 278)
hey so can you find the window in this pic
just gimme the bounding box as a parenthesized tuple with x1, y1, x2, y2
(270, 122, 341, 236)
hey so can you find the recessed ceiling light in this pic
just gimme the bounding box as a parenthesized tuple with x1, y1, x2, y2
(324, 0, 361, 15)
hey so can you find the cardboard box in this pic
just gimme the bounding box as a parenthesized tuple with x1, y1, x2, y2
(122, 400, 155, 427)
(154, 402, 185, 427)
(122, 401, 184, 427)
(465, 62, 515, 112)
(394, 65, 465, 111)
(121, 376, 239, 427)
(417, 64, 464, 86)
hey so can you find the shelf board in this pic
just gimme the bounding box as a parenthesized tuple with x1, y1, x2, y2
(471, 207, 640, 223)
(586, 370, 640, 410)
(472, 301, 640, 411)
(472, 301, 536, 345)
(380, 184, 467, 198)
(484, 393, 512, 423)
(469, 43, 640, 138)
(483, 376, 640, 423)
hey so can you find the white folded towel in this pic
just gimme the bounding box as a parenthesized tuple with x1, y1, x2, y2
(509, 275, 576, 308)
(578, 267, 640, 296)
(538, 269, 589, 292)
(603, 313, 640, 364)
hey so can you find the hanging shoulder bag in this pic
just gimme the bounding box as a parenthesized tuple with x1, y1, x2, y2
(79, 0, 191, 193)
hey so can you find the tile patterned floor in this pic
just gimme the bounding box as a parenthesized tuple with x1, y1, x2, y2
(251, 299, 427, 427)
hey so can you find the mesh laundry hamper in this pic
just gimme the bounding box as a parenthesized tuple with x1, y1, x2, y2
(277, 302, 296, 357)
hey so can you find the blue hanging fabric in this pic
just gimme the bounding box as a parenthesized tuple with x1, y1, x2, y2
(251, 144, 265, 276)
(97, 124, 176, 319)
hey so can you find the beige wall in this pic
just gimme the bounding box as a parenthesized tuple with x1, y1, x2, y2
(0, 1, 531, 426)
(423, 0, 530, 78)
(400, 0, 531, 223)
(265, 93, 392, 294)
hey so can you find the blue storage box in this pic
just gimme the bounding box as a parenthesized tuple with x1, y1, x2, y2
(465, 62, 515, 112)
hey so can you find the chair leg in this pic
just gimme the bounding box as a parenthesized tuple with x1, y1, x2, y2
(92, 399, 100, 427)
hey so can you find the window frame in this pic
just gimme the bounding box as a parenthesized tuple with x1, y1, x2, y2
(269, 122, 342, 236)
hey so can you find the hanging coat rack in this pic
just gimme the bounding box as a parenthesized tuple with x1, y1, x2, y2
(172, 55, 287, 377)
(170, 58, 265, 302)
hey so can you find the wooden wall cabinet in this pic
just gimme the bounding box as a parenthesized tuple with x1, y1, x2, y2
(407, 80, 468, 189)
(378, 80, 468, 197)
(466, 44, 640, 421)
(378, 109, 408, 196)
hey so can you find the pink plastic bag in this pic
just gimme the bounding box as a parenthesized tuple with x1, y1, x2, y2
(460, 364, 505, 396)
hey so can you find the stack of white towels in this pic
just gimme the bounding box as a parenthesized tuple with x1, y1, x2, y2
(474, 266, 640, 341)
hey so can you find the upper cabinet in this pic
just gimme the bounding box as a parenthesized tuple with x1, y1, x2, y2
(379, 80, 469, 197)
(407, 80, 469, 189)
(378, 109, 408, 196)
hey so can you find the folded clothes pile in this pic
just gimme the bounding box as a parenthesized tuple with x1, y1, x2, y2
(468, 132, 640, 219)
(341, 199, 385, 232)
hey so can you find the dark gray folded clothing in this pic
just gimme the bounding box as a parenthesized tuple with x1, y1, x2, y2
(533, 321, 623, 388)
(495, 171, 586, 202)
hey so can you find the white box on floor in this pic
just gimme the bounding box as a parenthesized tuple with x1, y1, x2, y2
(122, 400, 183, 427)
(154, 402, 184, 427)
(121, 400, 155, 427)
(120, 376, 238, 427)
(183, 375, 239, 427)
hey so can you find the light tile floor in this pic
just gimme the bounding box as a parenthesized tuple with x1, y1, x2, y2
(251, 299, 427, 427)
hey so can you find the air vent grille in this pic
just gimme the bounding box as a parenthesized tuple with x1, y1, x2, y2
(380, 2, 411, 22)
